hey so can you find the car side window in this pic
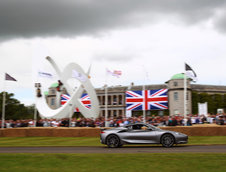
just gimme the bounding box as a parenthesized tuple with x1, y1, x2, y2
(132, 125, 146, 130)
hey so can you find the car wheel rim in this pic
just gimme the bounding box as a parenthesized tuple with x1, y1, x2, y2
(107, 136, 119, 148)
(162, 135, 174, 147)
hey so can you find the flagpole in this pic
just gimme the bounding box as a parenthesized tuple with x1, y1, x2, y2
(2, 73, 17, 128)
(69, 103, 73, 128)
(184, 64, 187, 125)
(105, 84, 108, 127)
(1, 91, 6, 129)
(143, 84, 146, 124)
(34, 83, 40, 127)
(105, 69, 108, 127)
(34, 104, 37, 127)
(1, 79, 6, 129)
(142, 65, 148, 124)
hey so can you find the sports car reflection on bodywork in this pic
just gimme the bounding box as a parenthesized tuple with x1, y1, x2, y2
(100, 123, 188, 148)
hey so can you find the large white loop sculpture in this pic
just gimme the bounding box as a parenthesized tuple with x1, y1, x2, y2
(36, 56, 100, 119)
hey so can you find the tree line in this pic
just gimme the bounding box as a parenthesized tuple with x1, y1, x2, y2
(192, 91, 226, 114)
(0, 92, 34, 120)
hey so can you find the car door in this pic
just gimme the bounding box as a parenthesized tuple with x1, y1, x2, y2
(121, 124, 157, 144)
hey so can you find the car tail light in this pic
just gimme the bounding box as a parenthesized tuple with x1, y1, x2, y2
(100, 131, 105, 134)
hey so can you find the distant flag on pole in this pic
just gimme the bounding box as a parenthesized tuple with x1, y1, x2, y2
(185, 63, 197, 82)
(5, 73, 17, 81)
(38, 71, 53, 78)
(106, 69, 122, 78)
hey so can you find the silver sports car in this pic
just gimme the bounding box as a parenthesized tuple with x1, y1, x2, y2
(100, 123, 188, 148)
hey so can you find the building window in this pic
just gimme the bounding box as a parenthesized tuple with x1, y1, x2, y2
(108, 96, 111, 105)
(108, 110, 111, 117)
(113, 95, 117, 105)
(103, 96, 107, 105)
(51, 89, 55, 94)
(174, 92, 178, 101)
(173, 82, 178, 87)
(113, 110, 117, 117)
(51, 98, 55, 106)
(119, 95, 123, 105)
(98, 96, 101, 104)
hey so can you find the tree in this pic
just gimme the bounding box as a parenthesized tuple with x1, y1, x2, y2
(0, 92, 34, 120)
(192, 91, 199, 114)
(192, 92, 226, 115)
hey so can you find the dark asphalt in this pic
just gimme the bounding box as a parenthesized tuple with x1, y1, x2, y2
(0, 145, 226, 153)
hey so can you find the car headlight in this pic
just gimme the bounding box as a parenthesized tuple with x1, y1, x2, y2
(175, 132, 183, 135)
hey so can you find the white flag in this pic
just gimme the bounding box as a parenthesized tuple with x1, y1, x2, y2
(72, 70, 87, 82)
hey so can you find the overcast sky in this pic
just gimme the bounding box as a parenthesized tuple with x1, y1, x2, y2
(0, 0, 226, 105)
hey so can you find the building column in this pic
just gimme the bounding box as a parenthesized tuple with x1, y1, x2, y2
(117, 95, 119, 105)
(116, 110, 119, 117)
(122, 109, 125, 117)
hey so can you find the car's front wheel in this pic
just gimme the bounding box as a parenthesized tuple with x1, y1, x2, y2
(106, 135, 121, 148)
(161, 134, 174, 148)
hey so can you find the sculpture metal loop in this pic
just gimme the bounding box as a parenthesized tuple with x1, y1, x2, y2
(36, 56, 100, 119)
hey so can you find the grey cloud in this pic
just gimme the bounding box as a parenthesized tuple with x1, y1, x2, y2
(214, 11, 226, 33)
(0, 0, 226, 41)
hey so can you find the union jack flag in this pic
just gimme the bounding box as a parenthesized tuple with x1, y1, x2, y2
(61, 93, 91, 112)
(126, 89, 168, 111)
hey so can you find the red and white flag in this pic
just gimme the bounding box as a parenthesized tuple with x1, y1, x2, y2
(106, 69, 122, 78)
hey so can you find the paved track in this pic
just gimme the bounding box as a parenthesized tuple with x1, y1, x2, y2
(0, 145, 226, 153)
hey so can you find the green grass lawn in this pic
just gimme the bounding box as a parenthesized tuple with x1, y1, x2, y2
(0, 136, 225, 147)
(0, 153, 225, 172)
(0, 137, 225, 172)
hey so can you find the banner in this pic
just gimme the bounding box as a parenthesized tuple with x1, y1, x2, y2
(126, 89, 168, 111)
(126, 110, 132, 118)
(198, 102, 208, 116)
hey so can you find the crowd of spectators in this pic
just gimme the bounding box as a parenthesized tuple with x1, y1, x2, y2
(0, 114, 225, 128)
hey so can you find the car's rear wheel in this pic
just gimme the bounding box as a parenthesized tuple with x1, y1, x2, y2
(106, 135, 121, 148)
(161, 134, 174, 148)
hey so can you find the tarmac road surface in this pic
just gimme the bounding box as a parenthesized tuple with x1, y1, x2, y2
(0, 145, 226, 153)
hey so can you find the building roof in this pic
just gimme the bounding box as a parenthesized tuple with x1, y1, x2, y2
(171, 73, 187, 80)
(50, 83, 59, 88)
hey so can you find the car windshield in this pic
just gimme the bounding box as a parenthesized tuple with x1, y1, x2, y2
(146, 124, 161, 130)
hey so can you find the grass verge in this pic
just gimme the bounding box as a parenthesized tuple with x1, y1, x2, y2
(0, 153, 225, 172)
(0, 136, 225, 147)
